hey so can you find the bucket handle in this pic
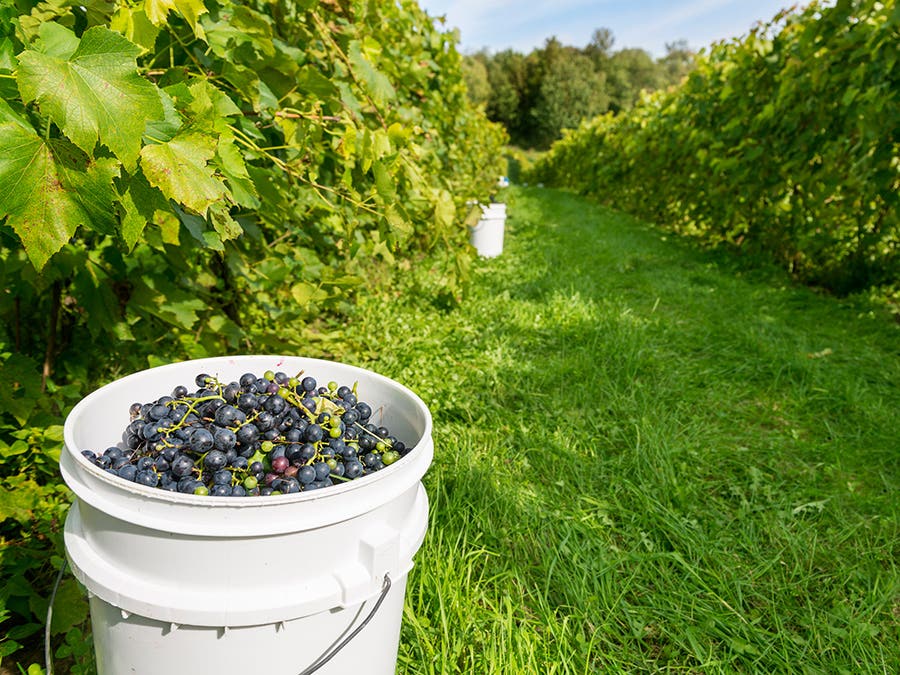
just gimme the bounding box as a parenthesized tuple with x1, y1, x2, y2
(298, 572, 392, 675)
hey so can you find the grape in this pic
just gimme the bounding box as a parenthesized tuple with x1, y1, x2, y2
(203, 450, 227, 471)
(304, 424, 324, 443)
(81, 367, 412, 497)
(148, 404, 169, 421)
(212, 469, 232, 485)
(237, 393, 259, 411)
(236, 424, 260, 447)
(344, 460, 363, 479)
(214, 405, 240, 427)
(190, 428, 214, 453)
(136, 470, 159, 487)
(117, 464, 137, 481)
(214, 428, 237, 452)
(171, 455, 194, 478)
(313, 462, 331, 481)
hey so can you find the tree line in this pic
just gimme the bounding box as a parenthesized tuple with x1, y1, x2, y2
(462, 29, 696, 149)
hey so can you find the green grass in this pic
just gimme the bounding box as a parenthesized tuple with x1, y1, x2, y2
(334, 186, 900, 673)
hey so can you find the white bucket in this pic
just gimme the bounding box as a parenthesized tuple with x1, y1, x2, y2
(469, 203, 506, 258)
(60, 355, 433, 675)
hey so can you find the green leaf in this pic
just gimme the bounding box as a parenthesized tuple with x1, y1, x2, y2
(0, 476, 41, 523)
(140, 131, 227, 215)
(433, 189, 456, 229)
(0, 354, 41, 426)
(16, 26, 163, 170)
(187, 80, 241, 132)
(216, 132, 259, 209)
(0, 123, 119, 269)
(373, 160, 395, 200)
(34, 21, 79, 59)
(209, 203, 242, 241)
(48, 579, 89, 636)
(116, 168, 170, 250)
(0, 99, 31, 130)
(110, 6, 161, 53)
(347, 40, 395, 108)
(144, 0, 208, 38)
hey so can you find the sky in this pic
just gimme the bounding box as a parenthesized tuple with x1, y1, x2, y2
(416, 0, 797, 58)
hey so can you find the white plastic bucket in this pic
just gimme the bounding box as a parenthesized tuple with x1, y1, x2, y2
(469, 203, 506, 258)
(60, 355, 433, 675)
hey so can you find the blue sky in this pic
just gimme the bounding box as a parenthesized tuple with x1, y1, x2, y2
(416, 0, 796, 57)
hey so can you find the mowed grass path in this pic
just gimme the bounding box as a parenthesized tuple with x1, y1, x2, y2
(338, 186, 899, 673)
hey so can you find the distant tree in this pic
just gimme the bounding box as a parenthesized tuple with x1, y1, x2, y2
(484, 49, 529, 142)
(473, 29, 689, 148)
(606, 47, 664, 112)
(529, 40, 609, 148)
(462, 54, 491, 106)
(659, 39, 696, 86)
(584, 27, 615, 70)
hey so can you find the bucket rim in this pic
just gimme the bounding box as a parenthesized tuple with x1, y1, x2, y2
(62, 354, 433, 509)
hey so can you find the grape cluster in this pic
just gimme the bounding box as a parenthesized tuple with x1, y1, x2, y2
(81, 369, 411, 497)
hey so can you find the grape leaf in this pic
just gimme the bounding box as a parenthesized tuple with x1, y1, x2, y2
(0, 353, 42, 426)
(110, 5, 161, 54)
(16, 25, 163, 170)
(140, 131, 227, 215)
(347, 40, 395, 108)
(0, 122, 119, 269)
(216, 131, 260, 208)
(144, 0, 208, 38)
(116, 169, 170, 250)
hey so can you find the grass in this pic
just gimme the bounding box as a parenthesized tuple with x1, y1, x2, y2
(333, 186, 900, 673)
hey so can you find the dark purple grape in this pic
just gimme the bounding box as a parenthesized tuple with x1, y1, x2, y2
(214, 428, 237, 452)
(236, 424, 260, 447)
(136, 470, 159, 487)
(304, 424, 324, 443)
(214, 405, 239, 427)
(212, 469, 232, 485)
(313, 462, 331, 481)
(222, 382, 241, 403)
(189, 428, 214, 453)
(117, 464, 137, 481)
(344, 460, 363, 478)
(203, 450, 227, 471)
(237, 393, 258, 411)
(171, 455, 194, 478)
